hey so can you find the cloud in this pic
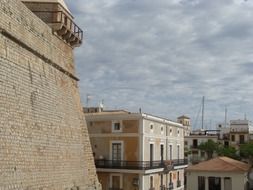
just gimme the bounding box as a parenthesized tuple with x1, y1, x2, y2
(65, 0, 253, 127)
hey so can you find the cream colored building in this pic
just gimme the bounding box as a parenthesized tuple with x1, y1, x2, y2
(184, 133, 218, 165)
(85, 109, 188, 190)
(177, 115, 191, 136)
(186, 157, 250, 190)
(230, 120, 253, 149)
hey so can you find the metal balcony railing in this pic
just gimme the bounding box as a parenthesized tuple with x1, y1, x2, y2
(32, 11, 83, 46)
(95, 159, 188, 170)
(172, 159, 188, 166)
(95, 159, 166, 170)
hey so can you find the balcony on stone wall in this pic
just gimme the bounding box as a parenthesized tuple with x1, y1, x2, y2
(22, 0, 83, 47)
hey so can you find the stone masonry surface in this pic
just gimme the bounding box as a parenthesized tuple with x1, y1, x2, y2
(0, 0, 100, 189)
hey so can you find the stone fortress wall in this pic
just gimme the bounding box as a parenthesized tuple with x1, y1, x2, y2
(0, 0, 100, 189)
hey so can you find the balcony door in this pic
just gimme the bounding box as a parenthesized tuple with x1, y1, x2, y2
(169, 144, 172, 160)
(150, 143, 154, 167)
(160, 144, 164, 162)
(112, 143, 122, 161)
(111, 141, 123, 167)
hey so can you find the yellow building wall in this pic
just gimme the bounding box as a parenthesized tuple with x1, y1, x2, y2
(91, 137, 139, 161)
(98, 172, 139, 190)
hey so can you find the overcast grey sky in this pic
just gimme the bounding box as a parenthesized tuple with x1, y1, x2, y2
(65, 0, 253, 129)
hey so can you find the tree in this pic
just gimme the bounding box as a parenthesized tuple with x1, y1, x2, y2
(198, 139, 218, 159)
(240, 142, 253, 164)
(217, 146, 239, 160)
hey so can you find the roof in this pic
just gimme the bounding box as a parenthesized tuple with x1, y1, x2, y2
(178, 115, 190, 119)
(84, 109, 183, 127)
(187, 157, 251, 172)
(84, 110, 131, 116)
(22, 0, 71, 13)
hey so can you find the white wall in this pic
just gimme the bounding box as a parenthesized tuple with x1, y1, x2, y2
(186, 171, 247, 190)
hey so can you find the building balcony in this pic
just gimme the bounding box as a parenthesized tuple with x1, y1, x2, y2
(173, 159, 188, 167)
(31, 11, 83, 46)
(22, 1, 83, 47)
(95, 159, 166, 170)
(95, 159, 188, 171)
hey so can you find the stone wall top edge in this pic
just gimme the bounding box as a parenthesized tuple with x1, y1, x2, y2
(0, 0, 77, 76)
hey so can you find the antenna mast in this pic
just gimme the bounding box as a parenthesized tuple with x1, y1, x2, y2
(201, 96, 205, 130)
(225, 106, 227, 128)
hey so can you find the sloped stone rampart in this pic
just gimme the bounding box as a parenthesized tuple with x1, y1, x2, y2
(0, 1, 100, 189)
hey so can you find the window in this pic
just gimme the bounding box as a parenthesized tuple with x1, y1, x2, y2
(169, 144, 172, 160)
(160, 144, 164, 161)
(193, 139, 198, 148)
(209, 177, 221, 190)
(150, 124, 154, 133)
(150, 176, 154, 188)
(198, 176, 205, 190)
(112, 121, 122, 132)
(150, 144, 154, 162)
(177, 145, 180, 160)
(177, 129, 180, 136)
(224, 177, 232, 190)
(112, 143, 122, 161)
(240, 135, 245, 144)
(169, 128, 172, 136)
(231, 135, 235, 142)
(110, 174, 123, 190)
(169, 173, 173, 188)
(161, 126, 164, 134)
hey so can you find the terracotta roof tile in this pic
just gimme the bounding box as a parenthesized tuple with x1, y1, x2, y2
(186, 157, 250, 172)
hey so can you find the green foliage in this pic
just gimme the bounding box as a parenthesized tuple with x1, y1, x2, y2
(217, 146, 240, 160)
(198, 139, 219, 159)
(240, 142, 253, 158)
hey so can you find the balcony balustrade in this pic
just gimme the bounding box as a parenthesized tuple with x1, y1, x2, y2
(95, 159, 188, 170)
(173, 159, 188, 167)
(31, 10, 83, 46)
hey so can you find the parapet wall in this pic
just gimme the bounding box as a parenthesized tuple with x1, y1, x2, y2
(0, 0, 100, 189)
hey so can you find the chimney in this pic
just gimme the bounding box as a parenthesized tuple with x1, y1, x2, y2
(22, 0, 83, 47)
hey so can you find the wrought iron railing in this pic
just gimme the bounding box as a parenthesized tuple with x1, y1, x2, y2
(95, 159, 166, 170)
(95, 159, 188, 170)
(172, 159, 188, 166)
